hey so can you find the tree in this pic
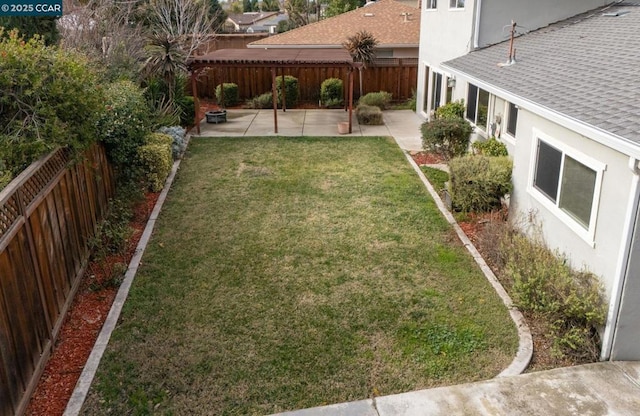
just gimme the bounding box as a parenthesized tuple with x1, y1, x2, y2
(261, 0, 281, 11)
(285, 0, 309, 27)
(209, 0, 228, 32)
(143, 33, 187, 101)
(325, 0, 365, 18)
(0, 16, 60, 45)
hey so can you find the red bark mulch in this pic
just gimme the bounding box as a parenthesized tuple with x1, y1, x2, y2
(410, 151, 446, 165)
(25, 192, 160, 416)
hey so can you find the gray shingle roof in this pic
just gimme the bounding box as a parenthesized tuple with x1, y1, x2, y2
(443, 3, 640, 145)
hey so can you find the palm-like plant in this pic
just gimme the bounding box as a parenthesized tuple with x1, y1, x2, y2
(343, 30, 378, 97)
(144, 32, 187, 101)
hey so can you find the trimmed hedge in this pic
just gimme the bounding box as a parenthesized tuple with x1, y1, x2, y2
(321, 78, 343, 107)
(247, 92, 274, 109)
(276, 75, 299, 108)
(358, 91, 392, 109)
(449, 155, 512, 212)
(215, 83, 239, 107)
(421, 117, 473, 161)
(356, 104, 384, 125)
(137, 133, 173, 192)
(472, 136, 508, 156)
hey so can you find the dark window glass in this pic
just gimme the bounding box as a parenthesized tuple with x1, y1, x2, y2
(507, 102, 518, 136)
(534, 140, 562, 202)
(431, 72, 442, 111)
(477, 88, 489, 129)
(466, 84, 478, 121)
(559, 156, 597, 227)
(423, 66, 430, 112)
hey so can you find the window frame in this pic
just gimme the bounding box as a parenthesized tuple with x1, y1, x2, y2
(449, 0, 465, 9)
(425, 0, 437, 10)
(527, 128, 606, 245)
(431, 71, 443, 112)
(465, 83, 489, 132)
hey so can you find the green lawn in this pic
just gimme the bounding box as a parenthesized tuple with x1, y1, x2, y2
(83, 136, 518, 415)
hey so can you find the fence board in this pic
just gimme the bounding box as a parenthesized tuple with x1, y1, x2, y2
(194, 59, 417, 103)
(0, 144, 113, 416)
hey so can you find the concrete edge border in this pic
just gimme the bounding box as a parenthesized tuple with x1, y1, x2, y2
(401, 149, 533, 377)
(63, 136, 190, 416)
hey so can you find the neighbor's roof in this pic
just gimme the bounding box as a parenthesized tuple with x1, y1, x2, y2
(248, 0, 419, 48)
(443, 2, 640, 145)
(227, 11, 279, 26)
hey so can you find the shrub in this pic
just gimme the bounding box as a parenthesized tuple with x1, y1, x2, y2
(320, 78, 343, 107)
(246, 92, 274, 109)
(215, 83, 239, 107)
(0, 167, 12, 191)
(435, 100, 465, 120)
(275, 75, 299, 108)
(358, 91, 392, 109)
(0, 29, 103, 175)
(472, 137, 508, 156)
(157, 126, 187, 160)
(356, 104, 384, 125)
(136, 135, 172, 192)
(421, 117, 473, 161)
(176, 95, 195, 127)
(502, 231, 606, 361)
(449, 155, 512, 212)
(96, 80, 151, 171)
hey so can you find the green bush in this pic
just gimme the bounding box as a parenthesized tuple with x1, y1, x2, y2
(96, 80, 151, 171)
(421, 117, 473, 161)
(136, 134, 172, 192)
(356, 104, 384, 125)
(435, 100, 465, 119)
(449, 155, 512, 212)
(275, 75, 299, 108)
(0, 29, 103, 175)
(321, 78, 343, 107)
(503, 232, 606, 361)
(247, 92, 274, 109)
(177, 95, 195, 127)
(358, 91, 392, 109)
(472, 137, 508, 156)
(215, 83, 239, 107)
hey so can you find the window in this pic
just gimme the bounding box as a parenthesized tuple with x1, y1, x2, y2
(426, 0, 437, 9)
(422, 65, 430, 114)
(446, 77, 453, 103)
(449, 0, 464, 8)
(431, 72, 442, 112)
(530, 131, 605, 242)
(507, 102, 518, 136)
(466, 84, 489, 131)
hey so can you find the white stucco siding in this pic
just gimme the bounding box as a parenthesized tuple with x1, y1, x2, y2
(417, 0, 477, 116)
(510, 109, 632, 300)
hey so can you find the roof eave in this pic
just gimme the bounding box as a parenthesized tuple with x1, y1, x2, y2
(441, 62, 640, 159)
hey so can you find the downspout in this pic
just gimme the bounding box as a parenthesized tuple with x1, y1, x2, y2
(473, 0, 482, 49)
(601, 156, 640, 360)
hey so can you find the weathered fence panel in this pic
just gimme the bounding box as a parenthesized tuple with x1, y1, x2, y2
(0, 144, 113, 416)
(194, 57, 418, 103)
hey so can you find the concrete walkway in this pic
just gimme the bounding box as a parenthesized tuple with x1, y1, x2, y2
(192, 109, 424, 152)
(273, 361, 640, 416)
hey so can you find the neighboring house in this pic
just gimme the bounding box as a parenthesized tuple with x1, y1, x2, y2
(248, 0, 421, 59)
(225, 11, 282, 33)
(419, 0, 640, 360)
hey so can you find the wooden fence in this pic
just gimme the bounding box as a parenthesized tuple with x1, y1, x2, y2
(194, 57, 418, 103)
(0, 144, 114, 416)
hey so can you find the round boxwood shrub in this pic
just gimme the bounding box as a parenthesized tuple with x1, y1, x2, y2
(421, 117, 473, 161)
(247, 92, 274, 109)
(358, 91, 392, 109)
(449, 155, 512, 212)
(215, 82, 239, 107)
(356, 104, 383, 125)
(321, 78, 343, 107)
(276, 75, 299, 108)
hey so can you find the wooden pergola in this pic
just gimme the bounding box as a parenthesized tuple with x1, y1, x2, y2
(187, 48, 361, 134)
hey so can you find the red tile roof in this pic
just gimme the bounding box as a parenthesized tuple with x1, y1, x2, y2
(248, 0, 420, 48)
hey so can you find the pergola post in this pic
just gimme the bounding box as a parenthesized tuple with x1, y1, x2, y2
(191, 69, 201, 135)
(280, 69, 287, 112)
(348, 68, 354, 134)
(271, 67, 278, 134)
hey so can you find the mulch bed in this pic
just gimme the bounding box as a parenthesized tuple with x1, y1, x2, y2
(26, 192, 159, 416)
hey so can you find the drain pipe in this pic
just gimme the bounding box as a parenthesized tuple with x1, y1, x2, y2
(601, 156, 640, 360)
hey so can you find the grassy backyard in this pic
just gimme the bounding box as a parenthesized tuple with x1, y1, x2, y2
(83, 136, 518, 415)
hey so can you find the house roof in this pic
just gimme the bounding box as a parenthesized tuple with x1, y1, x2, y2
(248, 0, 419, 48)
(227, 11, 279, 26)
(443, 2, 640, 146)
